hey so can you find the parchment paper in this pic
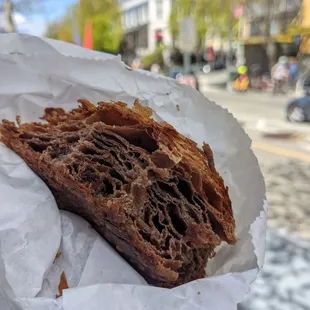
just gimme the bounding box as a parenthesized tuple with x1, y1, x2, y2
(0, 33, 267, 310)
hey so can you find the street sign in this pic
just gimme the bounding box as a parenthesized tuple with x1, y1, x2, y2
(179, 17, 196, 53)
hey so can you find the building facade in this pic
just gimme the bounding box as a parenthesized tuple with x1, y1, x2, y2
(119, 0, 172, 58)
(239, 0, 302, 72)
(297, 0, 310, 72)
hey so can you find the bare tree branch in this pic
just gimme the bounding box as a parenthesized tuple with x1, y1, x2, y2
(0, 0, 51, 33)
(3, 0, 16, 32)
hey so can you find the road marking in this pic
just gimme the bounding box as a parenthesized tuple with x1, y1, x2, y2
(252, 141, 310, 162)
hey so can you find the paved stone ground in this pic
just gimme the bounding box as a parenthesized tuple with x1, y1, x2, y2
(239, 159, 310, 310)
(240, 231, 310, 310)
(263, 160, 310, 240)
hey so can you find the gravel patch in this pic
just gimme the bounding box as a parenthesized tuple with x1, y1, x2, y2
(240, 231, 310, 310)
(239, 159, 310, 309)
(261, 160, 310, 240)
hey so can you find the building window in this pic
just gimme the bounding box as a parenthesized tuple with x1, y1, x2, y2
(141, 5, 145, 24)
(156, 0, 163, 20)
(249, 21, 267, 37)
(137, 6, 142, 25)
(125, 12, 130, 28)
(270, 21, 279, 36)
(142, 4, 147, 23)
(130, 9, 135, 28)
(249, 23, 259, 36)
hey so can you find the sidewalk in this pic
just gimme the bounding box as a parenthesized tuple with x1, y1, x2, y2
(197, 74, 310, 136)
(240, 230, 310, 310)
(197, 71, 297, 100)
(201, 82, 297, 101)
(240, 159, 310, 310)
(240, 113, 310, 136)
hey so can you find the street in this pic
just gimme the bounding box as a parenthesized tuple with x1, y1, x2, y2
(199, 79, 310, 236)
(198, 70, 293, 125)
(207, 92, 310, 160)
(197, 75, 310, 310)
(198, 71, 310, 160)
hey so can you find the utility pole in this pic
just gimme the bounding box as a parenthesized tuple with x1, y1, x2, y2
(265, 0, 277, 71)
(4, 0, 16, 32)
(227, 1, 234, 68)
(227, 0, 234, 69)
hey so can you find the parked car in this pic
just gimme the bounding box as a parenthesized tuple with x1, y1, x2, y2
(169, 63, 209, 77)
(286, 93, 310, 122)
(213, 58, 226, 70)
(295, 74, 310, 97)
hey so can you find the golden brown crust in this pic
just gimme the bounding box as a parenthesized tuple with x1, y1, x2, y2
(56, 272, 69, 298)
(0, 99, 236, 288)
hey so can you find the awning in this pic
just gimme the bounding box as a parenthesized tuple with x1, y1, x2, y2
(239, 34, 295, 45)
(287, 26, 310, 35)
(273, 34, 293, 43)
(238, 36, 267, 45)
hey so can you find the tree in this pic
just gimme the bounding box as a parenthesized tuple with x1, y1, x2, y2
(45, 23, 59, 40)
(194, 0, 208, 51)
(141, 45, 164, 70)
(3, 0, 15, 32)
(76, 0, 123, 53)
(169, 0, 238, 52)
(169, 0, 194, 48)
(169, 3, 179, 48)
(45, 0, 123, 54)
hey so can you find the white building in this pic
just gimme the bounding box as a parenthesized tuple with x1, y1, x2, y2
(119, 0, 173, 55)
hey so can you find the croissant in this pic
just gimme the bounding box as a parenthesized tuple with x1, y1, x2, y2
(0, 99, 236, 288)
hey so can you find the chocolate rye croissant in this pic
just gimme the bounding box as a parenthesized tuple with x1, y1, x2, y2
(0, 100, 236, 288)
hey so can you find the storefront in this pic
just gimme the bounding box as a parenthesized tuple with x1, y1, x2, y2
(241, 34, 301, 74)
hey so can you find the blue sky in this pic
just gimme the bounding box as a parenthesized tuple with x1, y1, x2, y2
(15, 0, 78, 36)
(42, 0, 77, 20)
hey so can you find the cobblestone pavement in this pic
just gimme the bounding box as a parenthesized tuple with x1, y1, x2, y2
(240, 231, 310, 310)
(263, 160, 310, 240)
(239, 159, 310, 310)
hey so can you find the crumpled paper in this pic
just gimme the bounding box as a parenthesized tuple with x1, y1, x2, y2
(0, 34, 267, 310)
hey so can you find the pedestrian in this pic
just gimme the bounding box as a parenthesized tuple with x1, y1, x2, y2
(271, 56, 289, 94)
(288, 57, 298, 88)
(206, 46, 215, 70)
(233, 64, 249, 92)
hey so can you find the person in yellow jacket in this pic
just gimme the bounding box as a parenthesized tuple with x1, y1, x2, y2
(233, 65, 249, 91)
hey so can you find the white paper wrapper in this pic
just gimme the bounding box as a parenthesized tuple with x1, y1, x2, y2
(0, 34, 267, 310)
